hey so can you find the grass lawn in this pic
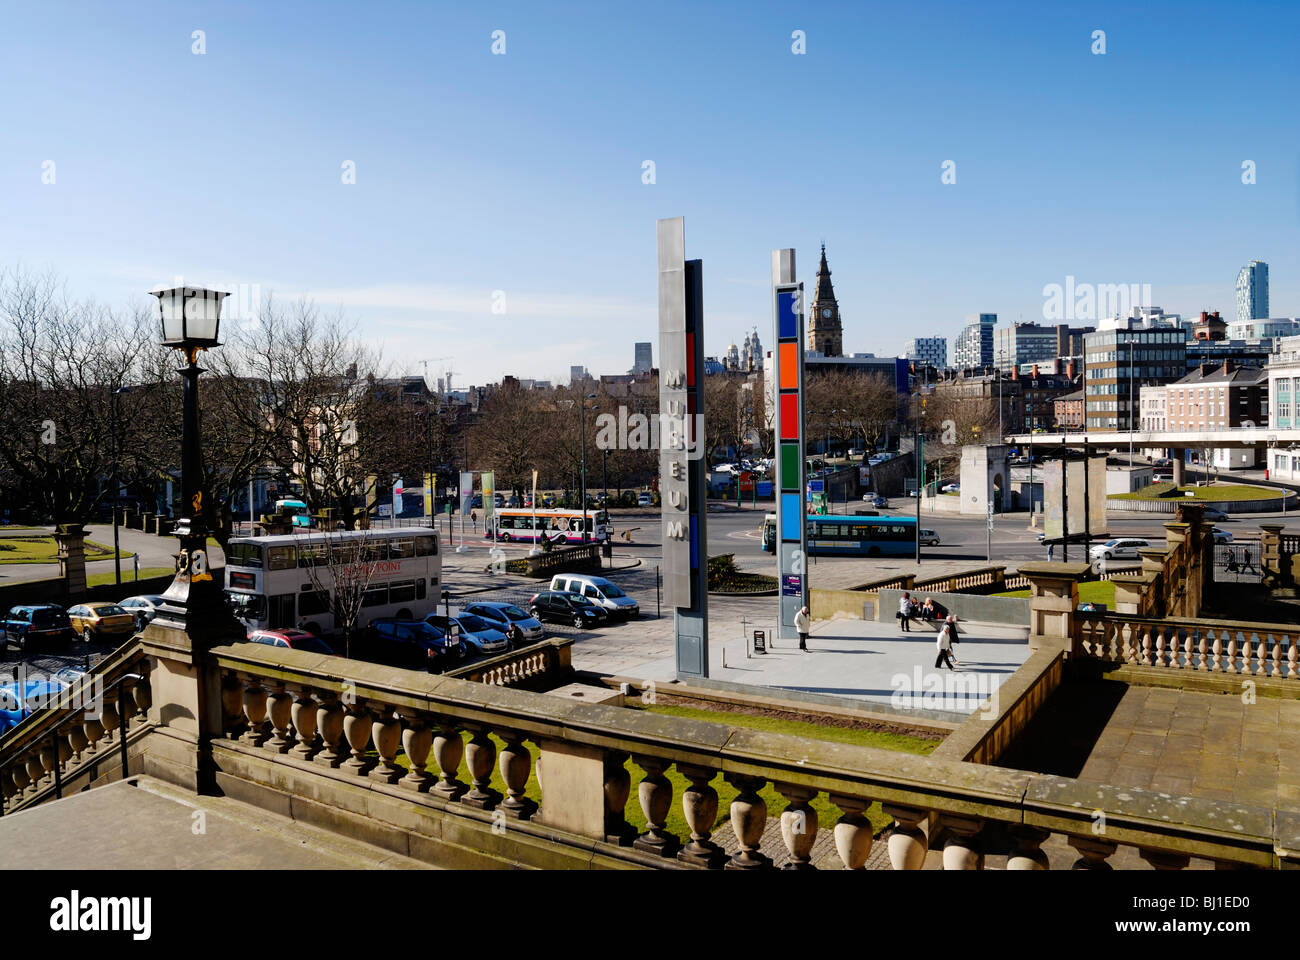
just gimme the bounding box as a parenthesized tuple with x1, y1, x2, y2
(0, 536, 133, 564)
(1110, 482, 1285, 502)
(388, 700, 937, 839)
(994, 579, 1116, 606)
(85, 566, 175, 587)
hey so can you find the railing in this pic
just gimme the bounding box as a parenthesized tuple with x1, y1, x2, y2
(848, 574, 914, 592)
(204, 642, 1285, 869)
(915, 566, 1006, 595)
(1074, 612, 1300, 679)
(0, 644, 152, 815)
(444, 637, 573, 688)
(524, 543, 602, 577)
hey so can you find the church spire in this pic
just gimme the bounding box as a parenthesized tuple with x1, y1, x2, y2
(809, 243, 842, 356)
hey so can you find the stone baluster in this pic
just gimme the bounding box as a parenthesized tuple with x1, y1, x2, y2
(724, 773, 769, 869)
(885, 804, 929, 870)
(602, 751, 636, 846)
(369, 709, 403, 783)
(290, 688, 319, 760)
(1288, 637, 1299, 680)
(1210, 632, 1223, 672)
(1194, 634, 1205, 671)
(461, 725, 501, 809)
(221, 676, 247, 738)
(67, 722, 89, 762)
(1271, 635, 1283, 678)
(633, 756, 679, 857)
(314, 697, 346, 768)
(0, 770, 15, 811)
(7, 765, 28, 803)
(265, 685, 295, 753)
(1226, 636, 1238, 674)
(1154, 631, 1166, 668)
(83, 713, 105, 756)
(431, 724, 467, 800)
(1140, 631, 1152, 666)
(497, 730, 536, 819)
(677, 764, 723, 866)
(100, 695, 120, 746)
(1140, 849, 1190, 870)
(341, 704, 375, 774)
(1068, 835, 1117, 870)
(776, 783, 819, 870)
(1007, 826, 1050, 869)
(940, 815, 984, 870)
(1255, 636, 1268, 677)
(23, 753, 43, 792)
(830, 795, 873, 870)
(399, 716, 434, 792)
(241, 679, 269, 747)
(132, 676, 151, 721)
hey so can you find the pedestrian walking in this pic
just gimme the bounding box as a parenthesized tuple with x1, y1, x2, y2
(470, 510, 477, 532)
(794, 606, 811, 652)
(897, 591, 914, 632)
(1242, 545, 1255, 575)
(934, 619, 956, 671)
(1047, 541, 1055, 562)
(1225, 546, 1238, 573)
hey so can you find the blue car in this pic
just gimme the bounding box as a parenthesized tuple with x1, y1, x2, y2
(362, 618, 463, 671)
(3, 605, 73, 653)
(425, 614, 510, 657)
(0, 668, 84, 735)
(462, 602, 545, 643)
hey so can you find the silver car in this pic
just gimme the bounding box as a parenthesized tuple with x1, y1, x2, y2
(462, 602, 545, 643)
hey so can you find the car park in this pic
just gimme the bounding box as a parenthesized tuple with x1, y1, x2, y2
(362, 618, 462, 671)
(246, 629, 336, 654)
(426, 614, 510, 657)
(66, 602, 137, 644)
(548, 574, 639, 618)
(528, 591, 609, 628)
(462, 602, 545, 643)
(3, 604, 73, 652)
(119, 595, 169, 632)
(0, 668, 86, 735)
(1089, 538, 1151, 561)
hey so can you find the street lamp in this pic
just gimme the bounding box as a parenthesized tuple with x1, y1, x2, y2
(110, 385, 131, 585)
(148, 286, 239, 641)
(580, 393, 596, 542)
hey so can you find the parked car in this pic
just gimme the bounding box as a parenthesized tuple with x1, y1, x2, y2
(919, 529, 940, 546)
(0, 668, 86, 734)
(528, 591, 609, 628)
(867, 494, 888, 508)
(506, 495, 521, 508)
(462, 602, 545, 643)
(470, 495, 483, 509)
(637, 493, 653, 507)
(940, 482, 960, 494)
(66, 602, 136, 644)
(1089, 538, 1152, 561)
(119, 595, 169, 632)
(246, 629, 336, 654)
(1211, 527, 1233, 544)
(1201, 507, 1229, 522)
(425, 614, 510, 657)
(3, 604, 73, 652)
(548, 574, 640, 618)
(361, 618, 462, 671)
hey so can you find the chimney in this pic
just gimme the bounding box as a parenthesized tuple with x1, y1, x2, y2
(1067, 357, 1076, 380)
(1200, 362, 1216, 376)
(1223, 359, 1233, 375)
(1011, 365, 1019, 381)
(1200, 311, 1209, 322)
(1032, 363, 1040, 378)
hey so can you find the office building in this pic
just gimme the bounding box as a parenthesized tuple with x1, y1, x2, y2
(1235, 261, 1269, 324)
(993, 322, 1060, 373)
(1083, 328, 1187, 432)
(1227, 318, 1299, 341)
(632, 342, 653, 375)
(904, 336, 947, 369)
(954, 313, 995, 369)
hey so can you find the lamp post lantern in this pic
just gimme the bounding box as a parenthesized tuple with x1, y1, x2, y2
(148, 286, 241, 642)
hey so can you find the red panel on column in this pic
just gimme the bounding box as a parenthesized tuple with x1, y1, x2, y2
(780, 394, 799, 440)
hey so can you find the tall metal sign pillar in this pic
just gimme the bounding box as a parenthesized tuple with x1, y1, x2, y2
(772, 249, 808, 640)
(658, 217, 709, 678)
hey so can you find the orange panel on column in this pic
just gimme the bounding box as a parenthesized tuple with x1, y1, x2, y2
(779, 342, 799, 390)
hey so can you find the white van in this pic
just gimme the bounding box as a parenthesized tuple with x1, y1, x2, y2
(548, 574, 640, 619)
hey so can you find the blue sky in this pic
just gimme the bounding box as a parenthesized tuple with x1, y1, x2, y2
(1, 0, 1297, 387)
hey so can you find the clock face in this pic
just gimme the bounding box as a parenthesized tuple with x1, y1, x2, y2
(821, 308, 832, 319)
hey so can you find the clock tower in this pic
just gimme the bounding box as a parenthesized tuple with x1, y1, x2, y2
(808, 244, 843, 357)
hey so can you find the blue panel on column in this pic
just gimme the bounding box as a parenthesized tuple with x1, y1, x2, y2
(781, 492, 801, 538)
(777, 290, 797, 340)
(689, 516, 698, 571)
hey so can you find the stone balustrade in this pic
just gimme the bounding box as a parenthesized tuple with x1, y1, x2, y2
(1074, 613, 1300, 680)
(201, 641, 1293, 869)
(444, 637, 573, 689)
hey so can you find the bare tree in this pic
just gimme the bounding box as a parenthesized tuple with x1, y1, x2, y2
(302, 528, 380, 659)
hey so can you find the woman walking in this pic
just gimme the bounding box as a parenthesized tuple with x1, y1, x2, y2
(934, 618, 957, 671)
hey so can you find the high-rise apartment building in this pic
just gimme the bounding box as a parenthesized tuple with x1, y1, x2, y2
(954, 313, 995, 369)
(632, 342, 653, 375)
(904, 337, 947, 369)
(993, 322, 1060, 372)
(1236, 261, 1269, 323)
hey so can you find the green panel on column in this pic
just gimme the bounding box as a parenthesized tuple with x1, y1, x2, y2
(780, 443, 800, 491)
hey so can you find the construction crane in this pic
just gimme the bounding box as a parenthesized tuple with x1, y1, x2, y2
(415, 357, 455, 395)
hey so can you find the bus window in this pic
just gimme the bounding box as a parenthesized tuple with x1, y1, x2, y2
(389, 581, 416, 604)
(361, 542, 389, 562)
(267, 594, 296, 629)
(390, 539, 415, 559)
(362, 585, 389, 607)
(228, 542, 263, 568)
(297, 543, 328, 567)
(415, 536, 436, 556)
(499, 517, 515, 530)
(267, 546, 296, 571)
(298, 590, 330, 617)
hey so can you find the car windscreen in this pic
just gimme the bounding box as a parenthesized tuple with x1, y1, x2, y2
(500, 605, 528, 620)
(458, 615, 492, 632)
(600, 584, 625, 598)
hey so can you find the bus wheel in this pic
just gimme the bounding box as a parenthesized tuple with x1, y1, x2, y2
(500, 533, 511, 543)
(396, 609, 412, 621)
(868, 547, 881, 557)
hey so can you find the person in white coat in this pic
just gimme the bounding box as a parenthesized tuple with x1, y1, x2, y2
(934, 619, 957, 671)
(794, 606, 811, 651)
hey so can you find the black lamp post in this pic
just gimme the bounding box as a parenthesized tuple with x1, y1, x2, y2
(580, 393, 596, 542)
(149, 286, 240, 641)
(110, 386, 131, 586)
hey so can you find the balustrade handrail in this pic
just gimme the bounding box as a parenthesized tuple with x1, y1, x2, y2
(1080, 610, 1300, 636)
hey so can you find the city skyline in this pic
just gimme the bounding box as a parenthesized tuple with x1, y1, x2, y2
(1, 1, 1296, 388)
